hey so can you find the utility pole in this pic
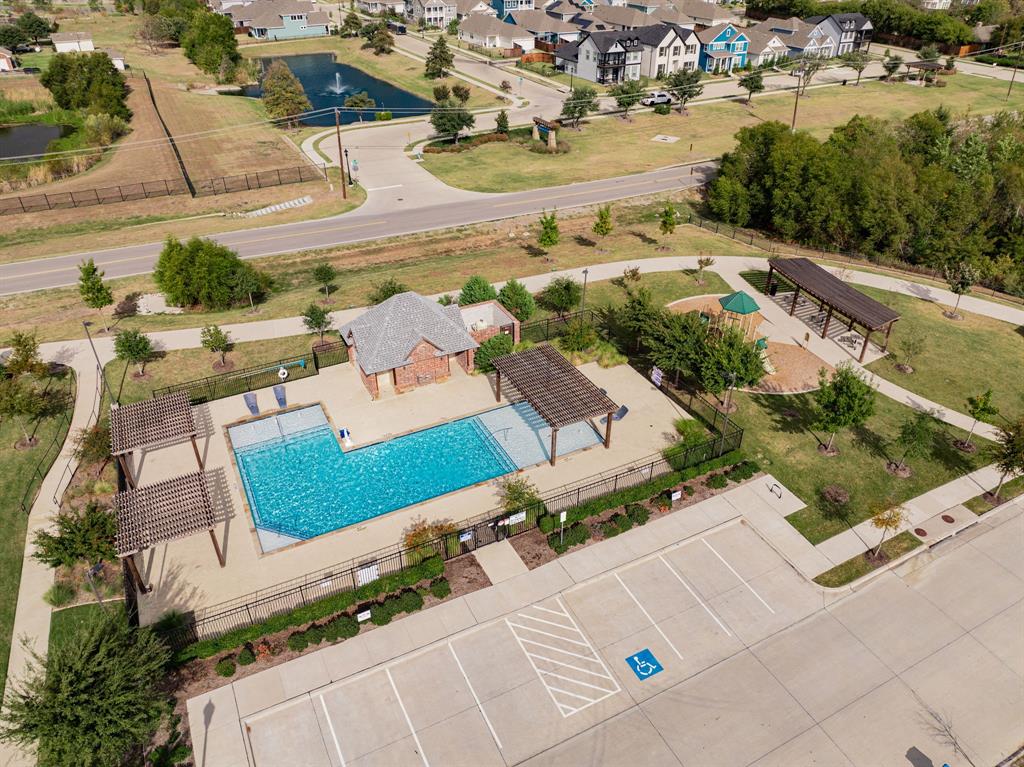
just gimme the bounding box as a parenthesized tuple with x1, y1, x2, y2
(334, 107, 347, 198)
(790, 76, 802, 132)
(1008, 60, 1018, 102)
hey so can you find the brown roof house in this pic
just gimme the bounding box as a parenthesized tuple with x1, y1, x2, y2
(340, 292, 520, 399)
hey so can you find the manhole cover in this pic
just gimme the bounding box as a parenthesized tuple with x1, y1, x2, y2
(941, 514, 955, 523)
(651, 134, 680, 144)
(914, 528, 927, 536)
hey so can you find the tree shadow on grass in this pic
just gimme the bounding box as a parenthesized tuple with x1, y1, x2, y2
(574, 235, 596, 247)
(748, 391, 818, 438)
(629, 230, 657, 246)
(520, 243, 546, 258)
(851, 424, 891, 462)
(931, 426, 976, 475)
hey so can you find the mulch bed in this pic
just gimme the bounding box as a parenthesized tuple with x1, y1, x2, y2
(447, 555, 491, 597)
(886, 461, 912, 478)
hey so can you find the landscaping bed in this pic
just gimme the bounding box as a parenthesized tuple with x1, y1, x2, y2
(812, 531, 923, 588)
(964, 475, 1024, 515)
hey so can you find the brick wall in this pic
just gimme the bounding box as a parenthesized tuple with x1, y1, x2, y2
(393, 340, 451, 394)
(349, 344, 380, 399)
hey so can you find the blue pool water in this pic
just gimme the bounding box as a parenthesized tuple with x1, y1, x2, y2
(231, 404, 600, 549)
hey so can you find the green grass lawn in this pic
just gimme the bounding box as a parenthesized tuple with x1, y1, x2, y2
(729, 389, 992, 544)
(49, 602, 125, 653)
(421, 77, 1024, 192)
(0, 370, 76, 695)
(964, 474, 1024, 515)
(862, 286, 1024, 424)
(813, 531, 922, 587)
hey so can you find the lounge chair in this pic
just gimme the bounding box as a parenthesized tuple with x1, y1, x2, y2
(601, 405, 629, 424)
(243, 392, 259, 416)
(273, 384, 287, 409)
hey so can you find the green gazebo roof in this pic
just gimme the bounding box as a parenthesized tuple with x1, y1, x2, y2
(718, 290, 760, 315)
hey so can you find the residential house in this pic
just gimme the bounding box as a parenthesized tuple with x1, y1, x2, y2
(490, 0, 534, 19)
(918, 0, 951, 9)
(231, 0, 330, 38)
(408, 0, 458, 27)
(506, 8, 581, 42)
(804, 12, 872, 54)
(0, 47, 15, 71)
(558, 25, 687, 83)
(757, 16, 834, 58)
(587, 4, 652, 29)
(103, 49, 127, 70)
(624, 0, 673, 13)
(339, 292, 519, 398)
(51, 32, 94, 52)
(696, 22, 747, 72)
(455, 0, 496, 18)
(641, 23, 699, 75)
(544, 0, 585, 20)
(652, 0, 727, 28)
(357, 0, 408, 14)
(458, 13, 536, 48)
(743, 28, 787, 66)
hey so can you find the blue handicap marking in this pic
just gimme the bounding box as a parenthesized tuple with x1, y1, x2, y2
(625, 649, 663, 680)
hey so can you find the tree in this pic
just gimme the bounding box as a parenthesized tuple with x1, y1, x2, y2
(964, 389, 998, 448)
(697, 326, 765, 400)
(341, 9, 361, 36)
(738, 70, 764, 103)
(895, 329, 925, 372)
(430, 99, 474, 142)
(432, 83, 450, 102)
(883, 52, 904, 80)
(15, 11, 50, 44)
(234, 265, 268, 311)
(424, 35, 454, 78)
(943, 259, 978, 318)
(451, 83, 470, 104)
(180, 9, 239, 77)
(614, 285, 660, 352)
(592, 205, 613, 237)
(0, 610, 169, 766)
(695, 256, 715, 285)
(870, 504, 908, 557)
(446, 18, 459, 35)
(32, 501, 117, 569)
(795, 55, 824, 95)
(646, 310, 706, 385)
(154, 236, 262, 310)
(302, 303, 333, 343)
(312, 262, 337, 300)
(5, 331, 47, 379)
(200, 325, 231, 366)
(367, 277, 409, 304)
(458, 275, 498, 305)
(0, 378, 46, 447)
(344, 91, 375, 121)
(261, 60, 311, 126)
(135, 14, 177, 52)
(813, 364, 876, 453)
(114, 329, 153, 376)
(919, 43, 940, 61)
(494, 109, 509, 135)
(539, 276, 581, 318)
(497, 278, 535, 320)
(609, 79, 643, 118)
(659, 203, 676, 236)
(369, 23, 394, 54)
(0, 26, 27, 49)
(41, 52, 131, 120)
(989, 417, 1024, 500)
(841, 50, 870, 86)
(664, 68, 702, 114)
(891, 410, 938, 473)
(474, 333, 514, 372)
(77, 259, 114, 333)
(560, 85, 598, 129)
(538, 209, 559, 249)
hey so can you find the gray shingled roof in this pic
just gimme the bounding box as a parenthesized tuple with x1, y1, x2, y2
(339, 292, 479, 375)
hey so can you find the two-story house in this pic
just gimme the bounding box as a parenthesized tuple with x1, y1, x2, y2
(455, 0, 496, 17)
(407, 0, 457, 27)
(696, 22, 748, 72)
(458, 13, 535, 49)
(756, 16, 834, 58)
(804, 12, 872, 55)
(505, 8, 581, 43)
(743, 27, 788, 66)
(640, 23, 699, 76)
(357, 0, 407, 14)
(557, 28, 645, 83)
(237, 0, 330, 39)
(490, 0, 533, 19)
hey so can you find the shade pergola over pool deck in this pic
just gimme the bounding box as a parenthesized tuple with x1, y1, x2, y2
(765, 258, 901, 362)
(114, 471, 223, 592)
(491, 344, 618, 466)
(109, 391, 203, 489)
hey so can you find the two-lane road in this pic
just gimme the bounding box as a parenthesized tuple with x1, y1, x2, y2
(0, 163, 715, 295)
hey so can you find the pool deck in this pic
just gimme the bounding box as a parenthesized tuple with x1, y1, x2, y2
(131, 361, 688, 626)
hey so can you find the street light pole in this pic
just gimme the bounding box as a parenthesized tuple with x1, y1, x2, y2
(334, 107, 348, 199)
(344, 148, 354, 186)
(790, 72, 802, 132)
(581, 268, 589, 313)
(83, 321, 118, 407)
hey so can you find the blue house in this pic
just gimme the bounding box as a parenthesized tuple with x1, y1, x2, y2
(696, 23, 748, 73)
(233, 0, 330, 40)
(490, 0, 533, 21)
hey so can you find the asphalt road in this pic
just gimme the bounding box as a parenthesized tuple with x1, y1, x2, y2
(0, 163, 714, 296)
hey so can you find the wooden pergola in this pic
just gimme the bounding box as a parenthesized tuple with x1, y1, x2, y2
(110, 392, 203, 489)
(765, 258, 901, 362)
(491, 344, 618, 466)
(113, 471, 223, 592)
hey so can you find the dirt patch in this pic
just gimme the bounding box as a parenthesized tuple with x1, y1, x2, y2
(447, 555, 491, 597)
(817, 443, 839, 457)
(953, 439, 977, 453)
(750, 343, 832, 394)
(212, 360, 235, 373)
(895, 363, 914, 374)
(509, 529, 559, 570)
(886, 461, 913, 478)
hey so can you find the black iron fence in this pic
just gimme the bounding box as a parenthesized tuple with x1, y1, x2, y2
(152, 341, 348, 405)
(520, 309, 598, 344)
(159, 390, 742, 650)
(192, 164, 326, 197)
(17, 370, 77, 513)
(0, 178, 190, 215)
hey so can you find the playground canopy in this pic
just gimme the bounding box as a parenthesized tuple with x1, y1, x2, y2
(718, 290, 760, 316)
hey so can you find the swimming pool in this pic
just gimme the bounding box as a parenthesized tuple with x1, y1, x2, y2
(229, 404, 601, 550)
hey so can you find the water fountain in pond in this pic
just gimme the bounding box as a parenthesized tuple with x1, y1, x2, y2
(326, 72, 345, 95)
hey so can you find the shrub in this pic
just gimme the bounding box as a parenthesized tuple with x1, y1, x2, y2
(548, 522, 590, 554)
(498, 475, 543, 515)
(725, 460, 759, 482)
(537, 514, 555, 534)
(112, 292, 140, 319)
(330, 614, 360, 640)
(44, 581, 77, 607)
(370, 600, 395, 625)
(375, 110, 393, 120)
(459, 275, 498, 305)
(237, 646, 256, 666)
(73, 422, 111, 467)
(653, 103, 671, 115)
(625, 503, 649, 526)
(706, 473, 728, 489)
(32, 501, 117, 569)
(305, 624, 325, 645)
(474, 333, 514, 372)
(367, 277, 409, 305)
(560, 319, 597, 352)
(403, 517, 456, 565)
(430, 578, 451, 599)
(497, 278, 536, 321)
(601, 519, 620, 538)
(616, 513, 634, 533)
(822, 484, 850, 506)
(538, 277, 581, 317)
(398, 589, 424, 613)
(287, 631, 309, 652)
(684, 485, 695, 496)
(673, 419, 707, 448)
(215, 658, 236, 677)
(82, 113, 129, 146)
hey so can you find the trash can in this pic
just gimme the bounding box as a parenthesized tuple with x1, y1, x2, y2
(769, 283, 778, 297)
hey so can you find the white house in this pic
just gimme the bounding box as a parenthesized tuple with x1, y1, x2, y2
(505, 8, 580, 42)
(639, 23, 699, 76)
(407, 0, 457, 27)
(458, 13, 535, 50)
(743, 28, 787, 66)
(454, 0, 495, 18)
(754, 16, 834, 58)
(357, 0, 407, 14)
(0, 47, 16, 72)
(919, 0, 951, 9)
(804, 12, 873, 54)
(103, 49, 126, 70)
(51, 32, 94, 52)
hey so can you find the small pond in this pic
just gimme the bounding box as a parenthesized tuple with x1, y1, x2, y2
(0, 123, 74, 161)
(247, 53, 433, 127)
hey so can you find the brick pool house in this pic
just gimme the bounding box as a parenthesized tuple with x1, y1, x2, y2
(340, 292, 520, 398)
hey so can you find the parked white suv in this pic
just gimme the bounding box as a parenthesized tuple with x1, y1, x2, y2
(640, 91, 673, 106)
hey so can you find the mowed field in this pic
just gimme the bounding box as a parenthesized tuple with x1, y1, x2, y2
(421, 77, 1024, 192)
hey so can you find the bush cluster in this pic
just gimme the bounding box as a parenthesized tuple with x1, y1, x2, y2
(624, 503, 650, 526)
(705, 473, 729, 489)
(724, 460, 759, 483)
(171, 556, 444, 663)
(653, 103, 672, 115)
(429, 577, 451, 599)
(237, 646, 256, 666)
(287, 613, 360, 652)
(215, 658, 236, 677)
(547, 522, 590, 554)
(370, 589, 424, 626)
(475, 333, 514, 372)
(600, 513, 633, 538)
(423, 132, 509, 154)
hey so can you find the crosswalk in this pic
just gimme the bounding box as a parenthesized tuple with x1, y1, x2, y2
(506, 597, 621, 718)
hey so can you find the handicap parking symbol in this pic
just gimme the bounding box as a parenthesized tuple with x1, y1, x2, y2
(625, 649, 663, 680)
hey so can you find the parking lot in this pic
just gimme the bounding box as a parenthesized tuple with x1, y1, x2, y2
(223, 506, 1023, 767)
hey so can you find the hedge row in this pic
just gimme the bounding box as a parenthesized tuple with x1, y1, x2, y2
(171, 556, 445, 663)
(423, 132, 509, 154)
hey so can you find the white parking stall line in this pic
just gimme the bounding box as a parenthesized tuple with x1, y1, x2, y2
(448, 642, 503, 751)
(531, 604, 575, 618)
(318, 695, 347, 767)
(613, 573, 685, 660)
(385, 668, 430, 767)
(658, 554, 733, 637)
(701, 539, 776, 614)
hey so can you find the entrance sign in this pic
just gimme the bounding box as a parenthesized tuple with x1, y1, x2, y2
(507, 511, 527, 525)
(625, 649, 663, 680)
(459, 531, 473, 543)
(651, 366, 663, 387)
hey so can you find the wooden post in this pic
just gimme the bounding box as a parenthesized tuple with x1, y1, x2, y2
(882, 322, 894, 352)
(335, 108, 347, 199)
(209, 529, 226, 567)
(859, 329, 872, 362)
(604, 412, 613, 448)
(117, 453, 136, 489)
(821, 305, 834, 338)
(550, 428, 558, 466)
(190, 435, 204, 471)
(124, 555, 149, 594)
(849, 317, 855, 331)
(495, 370, 501, 402)
(789, 286, 801, 316)
(764, 264, 774, 294)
